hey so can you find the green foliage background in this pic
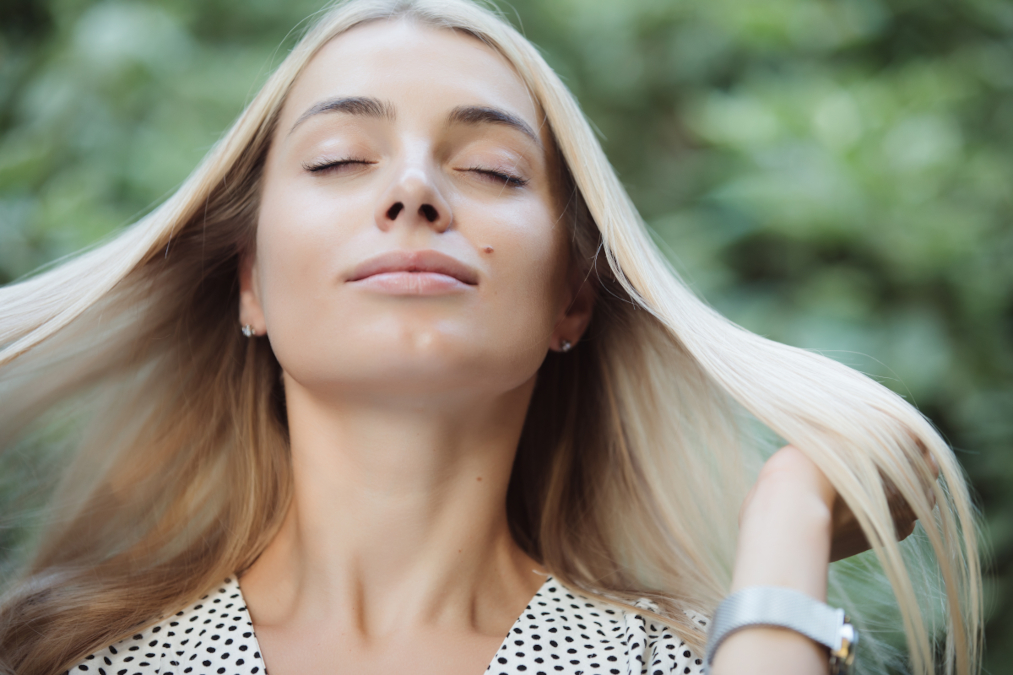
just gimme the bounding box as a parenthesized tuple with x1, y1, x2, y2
(1, 0, 1011, 670)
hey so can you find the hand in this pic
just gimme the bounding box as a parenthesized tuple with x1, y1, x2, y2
(739, 445, 836, 536)
(741, 442, 940, 563)
(720, 441, 939, 675)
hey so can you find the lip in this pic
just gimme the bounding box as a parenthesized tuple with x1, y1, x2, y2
(346, 249, 479, 292)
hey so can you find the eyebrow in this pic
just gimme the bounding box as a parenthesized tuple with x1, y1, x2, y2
(447, 105, 542, 148)
(288, 96, 396, 135)
(288, 96, 542, 148)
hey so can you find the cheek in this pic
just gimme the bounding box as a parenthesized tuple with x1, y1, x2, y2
(490, 217, 564, 320)
(465, 198, 569, 360)
(256, 171, 375, 276)
(252, 177, 371, 356)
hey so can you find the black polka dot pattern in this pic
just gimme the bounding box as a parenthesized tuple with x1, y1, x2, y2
(482, 579, 707, 675)
(67, 575, 707, 675)
(64, 578, 265, 675)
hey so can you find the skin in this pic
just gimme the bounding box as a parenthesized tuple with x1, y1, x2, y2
(237, 19, 594, 675)
(236, 18, 933, 675)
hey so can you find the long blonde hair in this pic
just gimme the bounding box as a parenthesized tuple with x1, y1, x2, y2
(0, 1, 981, 673)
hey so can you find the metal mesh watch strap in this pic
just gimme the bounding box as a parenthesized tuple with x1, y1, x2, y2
(704, 586, 858, 674)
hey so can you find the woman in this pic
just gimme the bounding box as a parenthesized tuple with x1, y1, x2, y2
(0, 1, 980, 674)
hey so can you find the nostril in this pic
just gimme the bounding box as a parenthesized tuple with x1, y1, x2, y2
(386, 202, 404, 220)
(419, 204, 438, 223)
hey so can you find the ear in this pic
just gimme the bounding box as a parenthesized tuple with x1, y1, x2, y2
(550, 261, 597, 352)
(238, 247, 266, 336)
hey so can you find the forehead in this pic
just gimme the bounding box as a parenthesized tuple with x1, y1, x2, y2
(279, 18, 545, 139)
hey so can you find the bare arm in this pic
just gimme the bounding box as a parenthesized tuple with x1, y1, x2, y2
(710, 446, 840, 675)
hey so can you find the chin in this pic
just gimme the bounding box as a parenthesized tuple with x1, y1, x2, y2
(273, 321, 547, 396)
(282, 352, 538, 404)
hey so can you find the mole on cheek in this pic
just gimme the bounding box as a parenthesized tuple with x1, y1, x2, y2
(482, 246, 494, 254)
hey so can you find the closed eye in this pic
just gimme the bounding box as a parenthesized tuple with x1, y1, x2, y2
(303, 158, 374, 173)
(466, 167, 529, 187)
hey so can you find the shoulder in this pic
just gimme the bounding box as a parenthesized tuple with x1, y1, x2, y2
(64, 577, 265, 675)
(487, 577, 708, 675)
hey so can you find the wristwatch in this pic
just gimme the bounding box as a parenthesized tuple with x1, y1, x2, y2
(704, 586, 858, 674)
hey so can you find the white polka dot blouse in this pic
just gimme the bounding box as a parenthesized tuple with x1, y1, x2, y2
(67, 574, 708, 675)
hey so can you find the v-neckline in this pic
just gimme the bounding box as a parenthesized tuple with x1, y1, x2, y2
(232, 572, 557, 673)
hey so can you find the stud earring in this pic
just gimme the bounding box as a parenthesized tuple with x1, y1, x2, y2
(560, 339, 573, 353)
(242, 324, 255, 338)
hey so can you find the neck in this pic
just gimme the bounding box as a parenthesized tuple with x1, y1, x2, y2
(239, 373, 546, 640)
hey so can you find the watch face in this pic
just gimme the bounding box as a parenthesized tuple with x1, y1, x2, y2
(830, 621, 858, 675)
(842, 622, 859, 648)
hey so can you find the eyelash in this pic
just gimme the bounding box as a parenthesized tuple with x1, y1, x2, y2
(303, 158, 528, 188)
(466, 167, 529, 188)
(303, 157, 372, 173)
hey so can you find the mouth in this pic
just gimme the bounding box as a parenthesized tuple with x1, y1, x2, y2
(346, 249, 479, 294)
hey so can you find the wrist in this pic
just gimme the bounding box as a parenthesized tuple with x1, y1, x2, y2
(707, 586, 859, 675)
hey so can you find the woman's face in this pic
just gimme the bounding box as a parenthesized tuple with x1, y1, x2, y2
(242, 19, 592, 404)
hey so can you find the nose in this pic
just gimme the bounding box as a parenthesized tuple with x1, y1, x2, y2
(374, 163, 453, 234)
